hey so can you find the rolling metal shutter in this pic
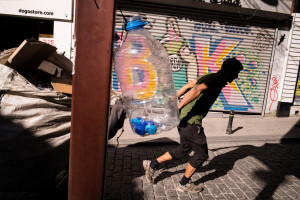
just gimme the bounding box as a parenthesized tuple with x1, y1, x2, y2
(113, 1, 276, 113)
(282, 13, 300, 105)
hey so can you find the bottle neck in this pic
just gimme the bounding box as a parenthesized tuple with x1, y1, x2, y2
(126, 27, 144, 32)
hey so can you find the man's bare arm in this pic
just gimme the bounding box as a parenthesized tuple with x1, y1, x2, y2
(177, 79, 197, 99)
(178, 83, 208, 110)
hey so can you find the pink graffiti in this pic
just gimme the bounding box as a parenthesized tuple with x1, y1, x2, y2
(169, 29, 178, 49)
(193, 36, 241, 101)
(194, 38, 221, 75)
(236, 54, 246, 63)
(193, 36, 241, 76)
(269, 75, 279, 112)
(251, 61, 258, 68)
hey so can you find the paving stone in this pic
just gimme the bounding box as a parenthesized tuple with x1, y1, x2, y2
(122, 175, 132, 184)
(143, 187, 155, 199)
(164, 184, 176, 190)
(121, 187, 132, 200)
(205, 180, 226, 199)
(167, 196, 181, 200)
(241, 178, 260, 189)
(171, 175, 181, 184)
(155, 197, 168, 200)
(132, 177, 142, 186)
(290, 185, 300, 194)
(220, 176, 239, 189)
(231, 188, 248, 199)
(143, 193, 155, 200)
(104, 192, 122, 200)
(272, 188, 291, 199)
(154, 185, 167, 197)
(236, 181, 254, 193)
(140, 155, 148, 161)
(271, 192, 282, 200)
(227, 171, 243, 183)
(244, 190, 257, 199)
(132, 192, 144, 200)
(123, 168, 132, 174)
(189, 192, 204, 200)
(162, 177, 174, 185)
(132, 171, 142, 178)
(223, 193, 238, 200)
(201, 194, 216, 200)
(165, 189, 178, 197)
(178, 195, 191, 200)
(215, 183, 232, 194)
(285, 188, 300, 199)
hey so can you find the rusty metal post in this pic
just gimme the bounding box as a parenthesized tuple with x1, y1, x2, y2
(69, 0, 115, 199)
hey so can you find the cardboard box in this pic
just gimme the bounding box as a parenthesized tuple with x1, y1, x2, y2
(47, 52, 73, 74)
(6, 39, 57, 78)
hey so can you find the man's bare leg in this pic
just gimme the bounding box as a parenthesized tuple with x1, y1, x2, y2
(184, 163, 196, 178)
(157, 152, 172, 163)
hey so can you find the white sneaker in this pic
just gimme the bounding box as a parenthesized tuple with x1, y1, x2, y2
(176, 181, 204, 193)
(143, 160, 155, 183)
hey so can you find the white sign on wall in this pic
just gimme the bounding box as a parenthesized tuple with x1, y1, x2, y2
(0, 0, 73, 21)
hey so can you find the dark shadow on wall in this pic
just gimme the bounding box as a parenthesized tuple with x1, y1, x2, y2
(261, 0, 278, 6)
(0, 114, 70, 200)
(104, 119, 300, 200)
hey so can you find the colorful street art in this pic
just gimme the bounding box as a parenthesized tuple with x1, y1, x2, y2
(113, 15, 271, 112)
(229, 49, 264, 111)
(160, 17, 198, 90)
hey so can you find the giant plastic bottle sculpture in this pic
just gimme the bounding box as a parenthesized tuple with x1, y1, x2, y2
(114, 16, 180, 136)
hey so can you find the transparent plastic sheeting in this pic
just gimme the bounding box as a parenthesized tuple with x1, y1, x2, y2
(114, 17, 180, 136)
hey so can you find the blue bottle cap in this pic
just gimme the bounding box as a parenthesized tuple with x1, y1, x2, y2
(145, 124, 157, 135)
(141, 121, 147, 127)
(137, 117, 145, 122)
(146, 120, 154, 125)
(133, 125, 145, 136)
(125, 16, 148, 31)
(131, 118, 141, 126)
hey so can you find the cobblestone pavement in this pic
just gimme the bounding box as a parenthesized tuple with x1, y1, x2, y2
(104, 142, 300, 200)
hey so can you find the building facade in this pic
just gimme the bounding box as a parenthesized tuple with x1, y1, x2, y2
(1, 0, 299, 117)
(113, 0, 300, 117)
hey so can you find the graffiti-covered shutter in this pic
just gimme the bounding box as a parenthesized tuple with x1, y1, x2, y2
(282, 13, 300, 106)
(113, 1, 276, 113)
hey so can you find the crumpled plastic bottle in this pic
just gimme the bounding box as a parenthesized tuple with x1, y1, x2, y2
(114, 16, 180, 136)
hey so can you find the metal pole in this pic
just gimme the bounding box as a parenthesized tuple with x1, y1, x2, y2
(69, 0, 115, 199)
(226, 110, 234, 135)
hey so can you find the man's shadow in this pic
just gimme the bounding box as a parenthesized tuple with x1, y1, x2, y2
(194, 142, 300, 199)
(152, 119, 300, 199)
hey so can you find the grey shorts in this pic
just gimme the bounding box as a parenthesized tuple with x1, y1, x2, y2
(168, 123, 208, 168)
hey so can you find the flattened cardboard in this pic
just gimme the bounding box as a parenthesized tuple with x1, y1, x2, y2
(50, 75, 72, 94)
